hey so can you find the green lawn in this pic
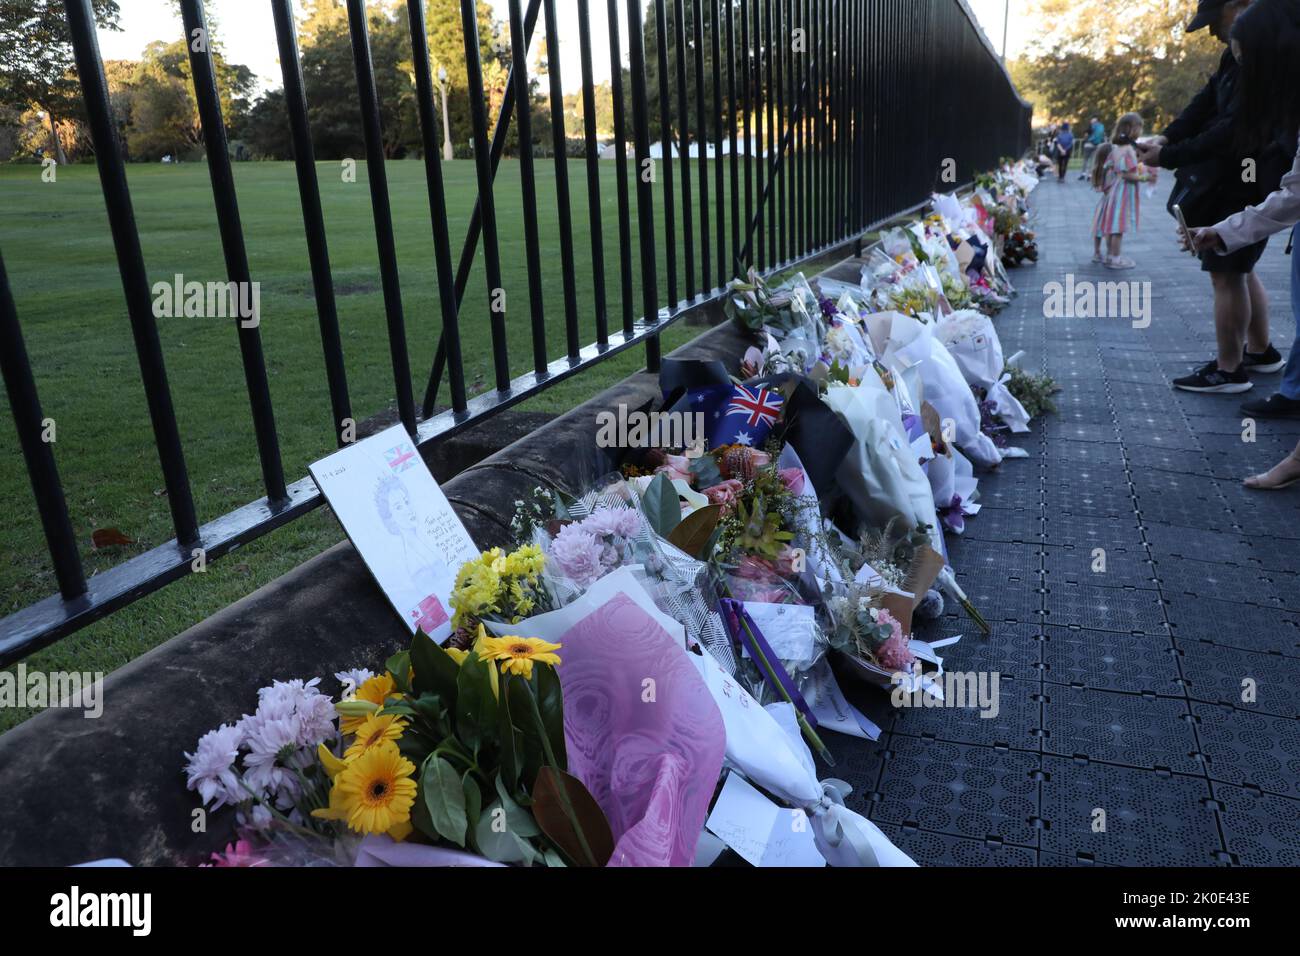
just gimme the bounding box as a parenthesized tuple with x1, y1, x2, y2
(1, 157, 761, 730)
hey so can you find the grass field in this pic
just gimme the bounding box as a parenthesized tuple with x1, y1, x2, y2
(0, 157, 770, 730)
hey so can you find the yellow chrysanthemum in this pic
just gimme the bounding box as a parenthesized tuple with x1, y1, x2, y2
(451, 557, 502, 627)
(345, 712, 407, 760)
(476, 634, 562, 679)
(332, 742, 417, 835)
(502, 543, 545, 579)
(340, 673, 399, 734)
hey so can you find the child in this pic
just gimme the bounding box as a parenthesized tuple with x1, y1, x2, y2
(1091, 113, 1156, 270)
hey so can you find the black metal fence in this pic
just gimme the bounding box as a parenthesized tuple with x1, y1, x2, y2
(0, 0, 1031, 664)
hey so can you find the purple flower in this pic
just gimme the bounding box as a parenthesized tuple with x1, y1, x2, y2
(549, 524, 605, 587)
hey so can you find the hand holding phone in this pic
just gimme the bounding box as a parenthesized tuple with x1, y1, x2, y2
(1173, 204, 1196, 257)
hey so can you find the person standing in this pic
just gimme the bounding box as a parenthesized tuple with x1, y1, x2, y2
(1190, 0, 1300, 484)
(1053, 123, 1075, 183)
(1092, 114, 1157, 269)
(1079, 116, 1106, 180)
(1138, 0, 1286, 394)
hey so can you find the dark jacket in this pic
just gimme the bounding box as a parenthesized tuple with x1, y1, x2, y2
(1160, 49, 1240, 173)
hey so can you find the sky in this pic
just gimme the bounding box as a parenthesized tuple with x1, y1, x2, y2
(96, 0, 1038, 96)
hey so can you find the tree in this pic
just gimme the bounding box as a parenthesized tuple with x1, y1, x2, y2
(0, 0, 122, 163)
(1016, 0, 1222, 133)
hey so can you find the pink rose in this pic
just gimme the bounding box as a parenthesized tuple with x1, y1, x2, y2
(654, 454, 694, 485)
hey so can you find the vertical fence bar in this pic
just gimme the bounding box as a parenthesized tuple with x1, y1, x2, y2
(271, 0, 353, 444)
(741, 0, 753, 273)
(0, 251, 87, 600)
(626, 0, 660, 370)
(725, 0, 740, 278)
(753, 0, 766, 272)
(710, 0, 725, 290)
(769, 0, 780, 261)
(542, 0, 581, 360)
(784, 0, 795, 263)
(63, 0, 199, 544)
(421, 0, 543, 416)
(577, 0, 610, 346)
(673, 0, 697, 301)
(607, 0, 635, 336)
(343, 0, 417, 435)
(459, 0, 511, 391)
(766, 0, 778, 263)
(506, 0, 549, 376)
(654, 0, 679, 309)
(404, 1, 466, 413)
(691, 0, 711, 291)
(180, 0, 288, 501)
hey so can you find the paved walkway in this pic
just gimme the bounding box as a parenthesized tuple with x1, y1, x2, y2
(830, 175, 1300, 867)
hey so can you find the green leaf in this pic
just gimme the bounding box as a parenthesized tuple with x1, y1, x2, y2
(410, 631, 459, 707)
(532, 664, 567, 771)
(507, 677, 546, 791)
(455, 649, 498, 755)
(421, 756, 467, 847)
(497, 675, 522, 796)
(666, 503, 722, 559)
(386, 650, 412, 694)
(531, 766, 615, 867)
(463, 771, 483, 839)
(688, 454, 722, 489)
(474, 800, 537, 866)
(641, 473, 682, 538)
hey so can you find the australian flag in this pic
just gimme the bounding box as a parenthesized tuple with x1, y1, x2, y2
(709, 384, 784, 448)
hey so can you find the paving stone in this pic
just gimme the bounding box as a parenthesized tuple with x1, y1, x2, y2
(1190, 702, 1300, 799)
(1211, 783, 1300, 866)
(1041, 626, 1183, 695)
(1041, 684, 1198, 773)
(1176, 639, 1300, 718)
(1039, 757, 1222, 866)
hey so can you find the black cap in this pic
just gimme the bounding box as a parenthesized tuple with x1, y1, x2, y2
(1188, 0, 1230, 32)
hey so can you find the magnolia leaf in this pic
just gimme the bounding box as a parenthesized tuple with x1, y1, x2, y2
(641, 473, 682, 538)
(422, 756, 467, 847)
(666, 503, 721, 560)
(531, 766, 614, 868)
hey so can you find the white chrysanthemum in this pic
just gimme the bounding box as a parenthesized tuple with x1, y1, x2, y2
(334, 668, 374, 698)
(183, 723, 244, 810)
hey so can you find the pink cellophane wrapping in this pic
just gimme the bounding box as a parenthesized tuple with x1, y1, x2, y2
(558, 592, 726, 867)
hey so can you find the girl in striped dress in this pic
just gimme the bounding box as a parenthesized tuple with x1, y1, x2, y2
(1091, 113, 1155, 270)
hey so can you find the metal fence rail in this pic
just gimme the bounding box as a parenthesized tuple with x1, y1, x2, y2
(0, 0, 1031, 664)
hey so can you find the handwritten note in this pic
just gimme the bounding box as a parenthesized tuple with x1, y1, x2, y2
(706, 772, 824, 868)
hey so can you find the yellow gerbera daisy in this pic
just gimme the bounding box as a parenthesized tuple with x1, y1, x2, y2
(333, 742, 417, 835)
(476, 634, 562, 679)
(340, 673, 399, 734)
(345, 712, 407, 760)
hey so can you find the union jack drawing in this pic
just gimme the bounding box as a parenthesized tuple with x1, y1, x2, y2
(725, 385, 783, 429)
(386, 443, 417, 473)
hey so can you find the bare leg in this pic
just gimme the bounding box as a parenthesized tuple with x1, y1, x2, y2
(1107, 234, 1123, 259)
(1210, 272, 1250, 372)
(1245, 270, 1271, 354)
(1244, 441, 1300, 489)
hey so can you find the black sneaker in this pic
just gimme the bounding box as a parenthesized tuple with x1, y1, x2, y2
(1243, 344, 1286, 374)
(1241, 393, 1300, 419)
(1173, 362, 1253, 394)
